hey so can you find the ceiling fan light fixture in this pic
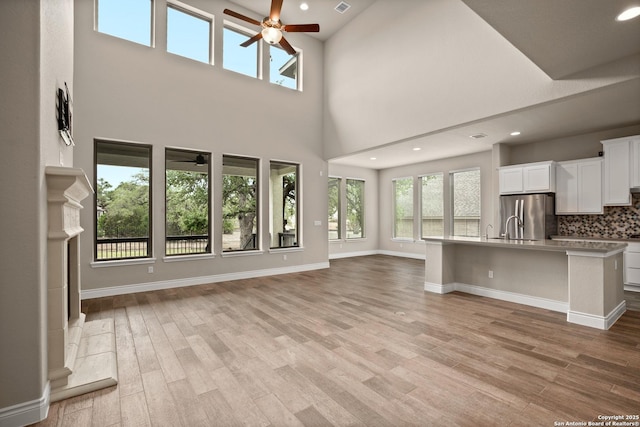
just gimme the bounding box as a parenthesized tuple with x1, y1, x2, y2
(616, 6, 640, 21)
(262, 26, 283, 44)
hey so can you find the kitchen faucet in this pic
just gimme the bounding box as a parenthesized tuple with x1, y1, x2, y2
(502, 215, 523, 240)
(485, 224, 493, 240)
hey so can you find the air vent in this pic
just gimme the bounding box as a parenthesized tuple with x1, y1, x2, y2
(335, 1, 351, 14)
(470, 133, 487, 139)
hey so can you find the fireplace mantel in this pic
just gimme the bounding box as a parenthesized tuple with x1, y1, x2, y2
(45, 166, 117, 402)
(45, 166, 93, 240)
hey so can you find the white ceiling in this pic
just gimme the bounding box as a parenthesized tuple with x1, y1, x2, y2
(228, 0, 640, 170)
(226, 0, 377, 41)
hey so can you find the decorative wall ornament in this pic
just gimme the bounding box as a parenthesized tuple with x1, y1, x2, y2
(57, 82, 74, 146)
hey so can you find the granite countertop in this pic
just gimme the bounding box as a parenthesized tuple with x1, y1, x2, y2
(422, 236, 627, 254)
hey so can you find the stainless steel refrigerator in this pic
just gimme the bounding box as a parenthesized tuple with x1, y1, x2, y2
(499, 193, 556, 240)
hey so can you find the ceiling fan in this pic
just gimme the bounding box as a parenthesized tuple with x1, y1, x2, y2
(223, 0, 320, 55)
(170, 154, 208, 167)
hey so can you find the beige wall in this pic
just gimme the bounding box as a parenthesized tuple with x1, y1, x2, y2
(73, 0, 328, 292)
(323, 0, 638, 160)
(454, 246, 568, 301)
(508, 123, 640, 165)
(0, 0, 75, 415)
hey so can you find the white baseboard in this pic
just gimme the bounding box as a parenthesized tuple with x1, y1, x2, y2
(424, 281, 456, 294)
(329, 250, 378, 260)
(624, 284, 640, 292)
(0, 383, 49, 427)
(424, 281, 568, 313)
(567, 300, 627, 330)
(329, 250, 425, 261)
(82, 262, 329, 299)
(377, 250, 425, 260)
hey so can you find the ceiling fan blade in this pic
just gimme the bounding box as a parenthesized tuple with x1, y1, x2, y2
(270, 0, 284, 22)
(240, 32, 263, 47)
(279, 36, 297, 55)
(223, 9, 261, 26)
(283, 23, 320, 33)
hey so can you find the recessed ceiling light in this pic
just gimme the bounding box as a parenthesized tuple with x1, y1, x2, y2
(616, 6, 640, 21)
(413, 147, 421, 151)
(300, 3, 309, 11)
(510, 131, 521, 136)
(370, 157, 377, 160)
(469, 133, 487, 139)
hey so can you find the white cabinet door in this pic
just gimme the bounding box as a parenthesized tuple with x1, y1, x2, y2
(602, 138, 631, 205)
(523, 163, 553, 192)
(625, 243, 640, 285)
(556, 162, 578, 213)
(632, 138, 640, 188)
(578, 159, 603, 213)
(499, 167, 523, 194)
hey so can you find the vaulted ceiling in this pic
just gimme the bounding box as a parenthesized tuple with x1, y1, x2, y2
(229, 0, 640, 169)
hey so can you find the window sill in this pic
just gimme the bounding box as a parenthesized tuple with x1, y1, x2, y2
(268, 247, 304, 254)
(391, 238, 415, 243)
(221, 250, 264, 258)
(163, 253, 215, 262)
(91, 257, 157, 268)
(345, 238, 367, 242)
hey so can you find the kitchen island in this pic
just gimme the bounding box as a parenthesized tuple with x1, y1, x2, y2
(423, 237, 627, 329)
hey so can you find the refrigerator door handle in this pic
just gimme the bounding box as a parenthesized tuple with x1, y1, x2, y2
(518, 199, 525, 239)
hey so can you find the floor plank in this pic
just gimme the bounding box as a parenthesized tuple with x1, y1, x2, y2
(32, 255, 640, 426)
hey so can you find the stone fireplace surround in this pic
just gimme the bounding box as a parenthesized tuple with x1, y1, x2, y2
(45, 166, 117, 402)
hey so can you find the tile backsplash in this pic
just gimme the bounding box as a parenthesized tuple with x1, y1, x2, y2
(558, 193, 640, 239)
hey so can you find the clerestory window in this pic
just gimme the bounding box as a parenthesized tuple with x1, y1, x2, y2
(166, 2, 213, 64)
(96, 0, 154, 46)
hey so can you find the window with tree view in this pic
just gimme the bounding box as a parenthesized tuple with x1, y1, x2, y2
(165, 149, 210, 256)
(95, 141, 152, 260)
(393, 177, 414, 239)
(420, 173, 444, 238)
(270, 162, 298, 248)
(452, 169, 481, 237)
(222, 156, 259, 252)
(328, 177, 341, 240)
(346, 179, 365, 239)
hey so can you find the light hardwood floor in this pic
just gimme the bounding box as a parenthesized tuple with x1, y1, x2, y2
(33, 255, 640, 426)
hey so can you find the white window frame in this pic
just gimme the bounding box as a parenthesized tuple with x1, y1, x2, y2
(328, 176, 342, 241)
(345, 178, 365, 240)
(223, 20, 263, 80)
(392, 176, 415, 241)
(269, 160, 302, 251)
(95, 0, 156, 47)
(166, 0, 214, 65)
(419, 172, 444, 239)
(269, 45, 303, 92)
(450, 167, 481, 238)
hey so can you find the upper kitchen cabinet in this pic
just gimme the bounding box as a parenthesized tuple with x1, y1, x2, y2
(601, 135, 640, 206)
(498, 161, 556, 195)
(556, 158, 603, 214)
(632, 137, 640, 188)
